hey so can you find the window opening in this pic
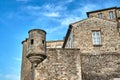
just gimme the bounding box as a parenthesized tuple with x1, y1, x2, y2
(42, 40, 44, 44)
(109, 11, 114, 19)
(92, 31, 101, 45)
(31, 39, 34, 45)
(98, 13, 103, 18)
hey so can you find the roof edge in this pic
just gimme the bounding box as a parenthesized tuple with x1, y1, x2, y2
(87, 7, 120, 17)
(62, 25, 72, 48)
(47, 40, 64, 43)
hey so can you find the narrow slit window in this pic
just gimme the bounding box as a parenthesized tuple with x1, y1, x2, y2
(42, 40, 44, 44)
(31, 39, 34, 45)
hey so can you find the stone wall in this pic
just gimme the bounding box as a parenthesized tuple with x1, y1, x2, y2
(88, 8, 118, 22)
(21, 39, 31, 80)
(81, 52, 120, 80)
(72, 17, 120, 53)
(36, 48, 82, 80)
(47, 40, 64, 48)
(21, 7, 120, 80)
(116, 9, 120, 19)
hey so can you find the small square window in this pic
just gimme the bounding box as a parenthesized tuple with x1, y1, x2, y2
(98, 13, 103, 18)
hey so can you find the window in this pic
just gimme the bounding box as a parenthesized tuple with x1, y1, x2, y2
(56, 46, 61, 48)
(47, 46, 50, 48)
(92, 31, 101, 45)
(98, 13, 103, 18)
(113, 78, 120, 80)
(109, 11, 114, 19)
(119, 10, 120, 14)
(118, 22, 120, 32)
(42, 40, 44, 44)
(31, 39, 34, 45)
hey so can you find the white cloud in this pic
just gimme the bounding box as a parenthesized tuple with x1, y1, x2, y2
(16, 0, 29, 2)
(81, 4, 97, 12)
(69, 3, 98, 19)
(42, 4, 67, 13)
(66, 0, 74, 3)
(14, 57, 21, 62)
(25, 5, 41, 10)
(22, 4, 67, 16)
(0, 74, 20, 80)
(25, 4, 65, 12)
(46, 26, 63, 33)
(58, 0, 74, 5)
(5, 74, 20, 80)
(18, 2, 103, 35)
(44, 4, 51, 10)
(43, 12, 60, 17)
(61, 16, 81, 26)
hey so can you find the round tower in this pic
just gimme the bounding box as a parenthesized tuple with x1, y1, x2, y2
(26, 29, 47, 80)
(27, 29, 47, 67)
(21, 38, 31, 80)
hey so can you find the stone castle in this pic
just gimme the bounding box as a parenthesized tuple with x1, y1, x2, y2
(21, 7, 120, 80)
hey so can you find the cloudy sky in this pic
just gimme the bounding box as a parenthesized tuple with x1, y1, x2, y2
(0, 0, 120, 80)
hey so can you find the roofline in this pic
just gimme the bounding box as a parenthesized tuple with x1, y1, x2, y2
(87, 7, 120, 17)
(47, 48, 80, 50)
(70, 18, 88, 25)
(28, 29, 46, 34)
(62, 16, 117, 48)
(71, 17, 116, 26)
(21, 38, 28, 44)
(46, 40, 64, 43)
(62, 25, 72, 48)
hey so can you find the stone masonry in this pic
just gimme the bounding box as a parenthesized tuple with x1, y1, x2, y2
(71, 17, 120, 53)
(37, 48, 81, 80)
(46, 40, 63, 48)
(21, 7, 120, 80)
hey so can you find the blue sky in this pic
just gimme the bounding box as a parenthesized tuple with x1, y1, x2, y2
(0, 0, 119, 80)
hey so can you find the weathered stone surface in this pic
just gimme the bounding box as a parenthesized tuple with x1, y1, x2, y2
(28, 29, 46, 55)
(36, 48, 82, 80)
(46, 40, 63, 48)
(81, 52, 120, 80)
(87, 7, 120, 22)
(21, 39, 31, 80)
(71, 17, 120, 54)
(21, 7, 120, 80)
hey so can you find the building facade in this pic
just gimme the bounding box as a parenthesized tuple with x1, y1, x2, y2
(21, 7, 120, 80)
(46, 40, 64, 48)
